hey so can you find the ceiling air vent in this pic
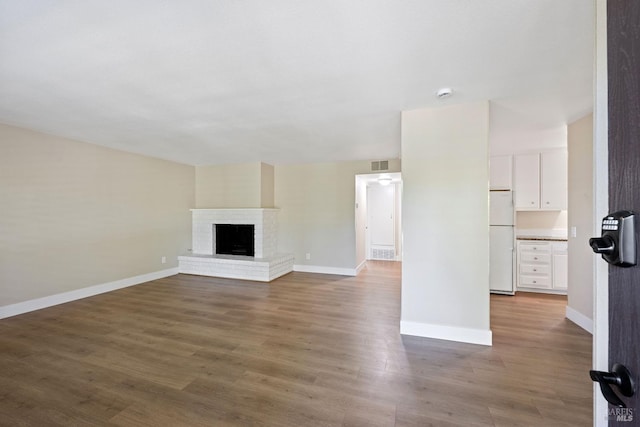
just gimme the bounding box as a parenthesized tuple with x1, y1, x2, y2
(371, 160, 389, 171)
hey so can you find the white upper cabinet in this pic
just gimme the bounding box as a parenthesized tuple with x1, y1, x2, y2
(540, 151, 568, 210)
(514, 150, 567, 211)
(514, 153, 540, 209)
(489, 155, 513, 190)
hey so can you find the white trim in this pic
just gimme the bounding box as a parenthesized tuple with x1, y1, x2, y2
(293, 264, 357, 276)
(565, 305, 594, 334)
(0, 268, 179, 320)
(355, 260, 367, 274)
(594, 1, 609, 424)
(400, 320, 493, 346)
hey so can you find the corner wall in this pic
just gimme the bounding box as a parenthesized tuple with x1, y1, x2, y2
(195, 163, 262, 208)
(567, 113, 594, 332)
(260, 163, 275, 208)
(0, 123, 194, 308)
(274, 160, 400, 273)
(355, 175, 368, 268)
(400, 102, 491, 345)
(195, 162, 275, 208)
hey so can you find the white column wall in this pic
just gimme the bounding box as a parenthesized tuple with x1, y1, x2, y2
(400, 101, 492, 346)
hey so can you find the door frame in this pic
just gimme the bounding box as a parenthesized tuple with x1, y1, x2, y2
(366, 183, 397, 261)
(593, 0, 609, 423)
(354, 173, 403, 268)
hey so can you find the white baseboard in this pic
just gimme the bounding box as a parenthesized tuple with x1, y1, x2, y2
(0, 267, 179, 320)
(293, 264, 356, 276)
(565, 305, 593, 334)
(400, 320, 493, 346)
(355, 260, 367, 274)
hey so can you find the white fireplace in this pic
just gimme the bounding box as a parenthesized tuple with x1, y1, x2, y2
(191, 209, 278, 257)
(178, 208, 294, 282)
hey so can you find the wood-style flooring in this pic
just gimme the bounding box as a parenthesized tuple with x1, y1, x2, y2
(0, 261, 592, 426)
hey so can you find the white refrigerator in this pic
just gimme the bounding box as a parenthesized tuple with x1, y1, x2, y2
(490, 190, 515, 294)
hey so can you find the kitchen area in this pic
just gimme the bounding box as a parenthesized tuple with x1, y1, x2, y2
(489, 150, 568, 295)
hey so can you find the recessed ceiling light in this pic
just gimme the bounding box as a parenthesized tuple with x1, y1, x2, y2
(436, 88, 453, 99)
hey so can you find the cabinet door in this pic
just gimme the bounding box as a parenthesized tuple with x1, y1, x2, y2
(490, 155, 513, 190)
(490, 226, 514, 293)
(541, 151, 568, 210)
(553, 253, 568, 290)
(514, 154, 540, 209)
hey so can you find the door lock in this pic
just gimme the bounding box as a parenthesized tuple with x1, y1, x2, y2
(589, 210, 636, 267)
(590, 364, 635, 407)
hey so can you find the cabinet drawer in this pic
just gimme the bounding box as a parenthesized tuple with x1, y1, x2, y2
(520, 253, 551, 264)
(519, 275, 552, 289)
(520, 264, 551, 275)
(519, 243, 551, 253)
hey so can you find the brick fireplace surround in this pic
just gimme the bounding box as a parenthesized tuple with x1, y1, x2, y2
(178, 209, 294, 282)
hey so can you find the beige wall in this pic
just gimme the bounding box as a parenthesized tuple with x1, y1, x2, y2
(0, 123, 194, 306)
(195, 162, 275, 208)
(567, 113, 594, 325)
(354, 175, 368, 267)
(195, 163, 261, 208)
(516, 210, 568, 230)
(275, 160, 401, 269)
(260, 163, 275, 208)
(401, 102, 491, 345)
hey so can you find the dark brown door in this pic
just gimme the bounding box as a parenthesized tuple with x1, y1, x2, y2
(607, 0, 640, 423)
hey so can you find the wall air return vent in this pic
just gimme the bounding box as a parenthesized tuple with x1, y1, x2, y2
(371, 248, 395, 260)
(371, 160, 389, 171)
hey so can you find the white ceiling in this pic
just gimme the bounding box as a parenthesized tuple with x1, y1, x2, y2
(0, 1, 594, 166)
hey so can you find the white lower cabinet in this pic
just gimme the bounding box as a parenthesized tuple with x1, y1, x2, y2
(552, 243, 568, 290)
(517, 240, 568, 293)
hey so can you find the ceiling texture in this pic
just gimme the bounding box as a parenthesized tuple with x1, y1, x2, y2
(0, 1, 594, 166)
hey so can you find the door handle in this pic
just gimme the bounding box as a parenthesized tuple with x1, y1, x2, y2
(589, 236, 615, 255)
(590, 364, 635, 407)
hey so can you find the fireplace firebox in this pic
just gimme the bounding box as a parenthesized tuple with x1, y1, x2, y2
(215, 224, 255, 257)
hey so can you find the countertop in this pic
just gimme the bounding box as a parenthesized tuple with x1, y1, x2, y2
(516, 235, 568, 242)
(515, 228, 568, 241)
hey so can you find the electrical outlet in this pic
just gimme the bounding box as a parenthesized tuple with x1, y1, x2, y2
(306, 253, 311, 260)
(161, 256, 167, 264)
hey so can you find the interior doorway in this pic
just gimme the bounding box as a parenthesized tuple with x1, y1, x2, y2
(355, 173, 402, 271)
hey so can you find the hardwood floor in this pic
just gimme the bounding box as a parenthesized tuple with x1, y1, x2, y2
(0, 261, 592, 426)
